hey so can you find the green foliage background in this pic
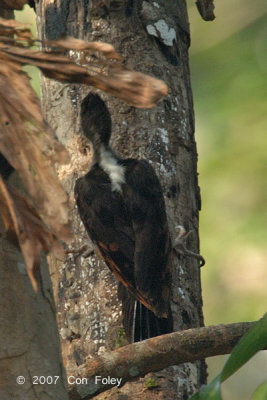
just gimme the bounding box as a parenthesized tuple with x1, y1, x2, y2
(16, 2, 267, 399)
(188, 0, 267, 398)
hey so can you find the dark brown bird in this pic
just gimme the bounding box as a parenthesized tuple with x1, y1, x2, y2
(74, 93, 172, 342)
(0, 153, 14, 180)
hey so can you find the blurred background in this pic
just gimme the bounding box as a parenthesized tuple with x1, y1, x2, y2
(188, 0, 267, 398)
(15, 2, 267, 399)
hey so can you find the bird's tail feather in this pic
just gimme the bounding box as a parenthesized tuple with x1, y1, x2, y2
(118, 283, 172, 343)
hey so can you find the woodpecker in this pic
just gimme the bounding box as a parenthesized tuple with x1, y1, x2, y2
(74, 93, 172, 342)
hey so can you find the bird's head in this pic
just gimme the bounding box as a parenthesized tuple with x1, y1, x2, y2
(80, 93, 112, 146)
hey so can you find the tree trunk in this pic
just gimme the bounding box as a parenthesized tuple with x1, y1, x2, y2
(37, 0, 206, 398)
(0, 232, 68, 400)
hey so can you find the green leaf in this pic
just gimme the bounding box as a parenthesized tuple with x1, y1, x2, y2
(199, 377, 222, 400)
(221, 313, 267, 382)
(190, 392, 200, 400)
(190, 377, 222, 400)
(251, 381, 267, 400)
(144, 377, 159, 390)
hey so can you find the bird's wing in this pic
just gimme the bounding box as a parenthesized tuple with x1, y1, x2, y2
(74, 169, 156, 313)
(124, 160, 172, 318)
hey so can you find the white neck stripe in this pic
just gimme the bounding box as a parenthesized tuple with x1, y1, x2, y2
(99, 146, 125, 191)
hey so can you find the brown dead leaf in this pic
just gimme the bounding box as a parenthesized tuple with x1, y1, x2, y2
(0, 20, 70, 247)
(89, 65, 168, 109)
(0, 19, 168, 108)
(0, 62, 71, 242)
(196, 0, 215, 21)
(0, 0, 28, 10)
(0, 177, 64, 291)
(0, 18, 33, 43)
(1, 44, 168, 107)
(46, 36, 122, 60)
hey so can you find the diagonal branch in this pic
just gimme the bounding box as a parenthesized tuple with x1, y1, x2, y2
(68, 321, 256, 399)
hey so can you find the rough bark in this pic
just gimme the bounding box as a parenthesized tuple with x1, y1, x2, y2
(0, 213, 68, 400)
(37, 0, 206, 398)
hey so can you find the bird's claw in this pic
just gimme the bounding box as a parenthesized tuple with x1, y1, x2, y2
(65, 243, 94, 259)
(173, 225, 205, 267)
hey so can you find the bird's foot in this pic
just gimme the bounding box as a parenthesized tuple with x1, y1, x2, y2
(65, 242, 94, 259)
(173, 225, 205, 267)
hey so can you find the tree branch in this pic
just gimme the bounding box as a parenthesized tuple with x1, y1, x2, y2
(68, 321, 255, 399)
